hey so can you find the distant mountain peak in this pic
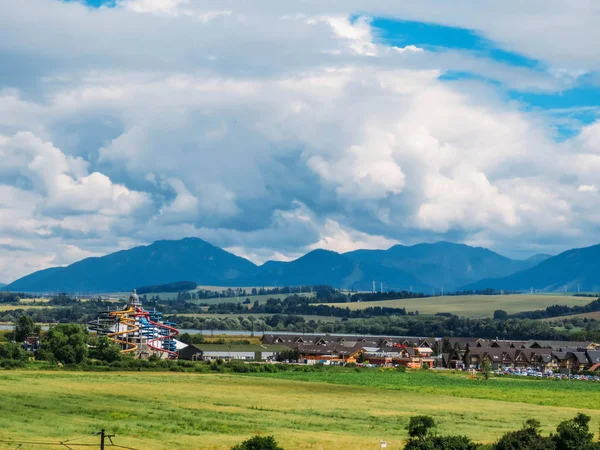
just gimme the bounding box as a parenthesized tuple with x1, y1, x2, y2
(3, 237, 580, 294)
(463, 244, 600, 292)
(4, 237, 258, 293)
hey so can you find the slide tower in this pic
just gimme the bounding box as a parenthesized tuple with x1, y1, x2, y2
(89, 290, 179, 359)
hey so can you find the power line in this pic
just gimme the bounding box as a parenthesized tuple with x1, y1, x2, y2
(0, 429, 139, 450)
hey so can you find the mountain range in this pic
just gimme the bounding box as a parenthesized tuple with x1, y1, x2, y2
(2, 237, 565, 293)
(0, 283, 5, 289)
(464, 244, 600, 292)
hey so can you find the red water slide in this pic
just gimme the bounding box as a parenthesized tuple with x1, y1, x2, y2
(134, 308, 179, 359)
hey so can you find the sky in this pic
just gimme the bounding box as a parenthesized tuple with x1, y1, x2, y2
(1, 0, 600, 282)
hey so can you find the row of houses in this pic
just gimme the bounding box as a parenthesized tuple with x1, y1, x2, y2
(443, 338, 600, 372)
(177, 334, 600, 372)
(178, 334, 437, 368)
(263, 333, 437, 368)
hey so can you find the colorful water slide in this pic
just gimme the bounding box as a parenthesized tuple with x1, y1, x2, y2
(134, 308, 179, 359)
(107, 307, 139, 353)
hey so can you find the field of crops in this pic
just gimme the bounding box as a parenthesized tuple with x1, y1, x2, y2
(323, 294, 592, 318)
(0, 304, 53, 312)
(1, 369, 599, 449)
(190, 294, 304, 306)
(140, 292, 314, 304)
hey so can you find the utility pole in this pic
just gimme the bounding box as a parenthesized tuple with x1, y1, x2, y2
(99, 429, 114, 450)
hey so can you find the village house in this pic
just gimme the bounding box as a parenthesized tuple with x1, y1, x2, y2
(260, 334, 439, 366)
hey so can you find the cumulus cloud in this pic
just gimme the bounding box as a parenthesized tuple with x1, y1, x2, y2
(0, 0, 600, 282)
(309, 219, 398, 253)
(0, 132, 150, 216)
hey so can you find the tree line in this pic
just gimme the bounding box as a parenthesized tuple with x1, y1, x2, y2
(171, 310, 600, 342)
(136, 281, 198, 294)
(506, 299, 600, 320)
(0, 292, 35, 303)
(207, 295, 409, 318)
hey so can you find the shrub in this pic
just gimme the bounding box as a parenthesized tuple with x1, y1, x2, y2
(0, 359, 25, 370)
(407, 415, 436, 441)
(552, 413, 598, 450)
(231, 435, 284, 450)
(493, 419, 554, 450)
(0, 342, 29, 361)
(88, 336, 122, 363)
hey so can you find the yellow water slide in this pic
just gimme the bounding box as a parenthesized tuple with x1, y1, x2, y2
(108, 307, 139, 353)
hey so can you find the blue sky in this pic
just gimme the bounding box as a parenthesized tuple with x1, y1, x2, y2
(370, 18, 599, 139)
(371, 18, 542, 69)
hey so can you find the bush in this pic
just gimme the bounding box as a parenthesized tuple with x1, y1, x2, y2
(88, 336, 122, 363)
(407, 415, 436, 441)
(0, 359, 25, 370)
(0, 342, 29, 361)
(552, 413, 598, 450)
(231, 435, 284, 450)
(494, 419, 554, 450)
(404, 415, 478, 450)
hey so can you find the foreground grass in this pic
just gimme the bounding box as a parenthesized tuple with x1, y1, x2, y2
(323, 294, 590, 317)
(1, 370, 600, 449)
(249, 369, 600, 410)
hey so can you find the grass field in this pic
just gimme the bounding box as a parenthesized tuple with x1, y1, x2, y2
(1, 370, 599, 449)
(18, 298, 50, 304)
(544, 311, 600, 321)
(322, 294, 593, 318)
(0, 304, 54, 312)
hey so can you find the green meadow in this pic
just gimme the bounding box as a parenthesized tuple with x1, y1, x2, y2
(0, 369, 599, 449)
(323, 294, 591, 318)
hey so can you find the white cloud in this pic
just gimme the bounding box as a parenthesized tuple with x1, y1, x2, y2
(578, 185, 598, 192)
(0, 0, 600, 282)
(393, 45, 423, 54)
(307, 15, 377, 56)
(0, 132, 150, 216)
(119, 0, 231, 22)
(309, 219, 398, 253)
